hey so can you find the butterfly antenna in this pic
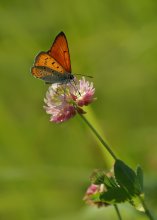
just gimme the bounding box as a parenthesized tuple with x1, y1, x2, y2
(74, 73, 93, 78)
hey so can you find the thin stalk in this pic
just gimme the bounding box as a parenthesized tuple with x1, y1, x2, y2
(79, 114, 122, 219)
(79, 113, 118, 160)
(114, 205, 122, 220)
(139, 196, 154, 220)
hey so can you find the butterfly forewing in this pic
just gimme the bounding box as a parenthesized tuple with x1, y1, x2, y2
(48, 32, 71, 73)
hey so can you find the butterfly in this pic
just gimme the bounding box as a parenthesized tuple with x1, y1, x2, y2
(31, 32, 74, 84)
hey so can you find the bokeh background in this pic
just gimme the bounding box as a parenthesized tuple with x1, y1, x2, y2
(0, 0, 157, 219)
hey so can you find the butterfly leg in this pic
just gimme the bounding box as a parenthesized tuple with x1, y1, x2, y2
(45, 82, 60, 96)
(45, 82, 52, 85)
(56, 82, 67, 100)
(70, 79, 81, 96)
(62, 82, 68, 100)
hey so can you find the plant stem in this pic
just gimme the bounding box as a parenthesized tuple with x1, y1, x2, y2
(79, 114, 122, 219)
(79, 113, 118, 160)
(114, 205, 122, 220)
(139, 196, 154, 220)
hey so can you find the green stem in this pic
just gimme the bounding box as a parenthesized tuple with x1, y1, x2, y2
(79, 113, 118, 160)
(114, 205, 122, 220)
(139, 196, 154, 220)
(79, 114, 122, 219)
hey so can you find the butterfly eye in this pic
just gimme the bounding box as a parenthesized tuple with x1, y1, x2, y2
(70, 75, 74, 80)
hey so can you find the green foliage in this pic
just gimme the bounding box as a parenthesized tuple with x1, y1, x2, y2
(100, 187, 129, 204)
(103, 175, 118, 189)
(90, 170, 106, 184)
(114, 160, 142, 196)
(136, 165, 144, 193)
(90, 161, 145, 211)
(90, 170, 117, 188)
(129, 195, 144, 212)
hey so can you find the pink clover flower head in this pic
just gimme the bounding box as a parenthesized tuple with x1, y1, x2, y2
(76, 77, 95, 107)
(84, 170, 115, 208)
(44, 77, 95, 123)
(83, 184, 107, 207)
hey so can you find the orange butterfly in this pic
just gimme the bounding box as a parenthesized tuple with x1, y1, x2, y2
(31, 32, 74, 84)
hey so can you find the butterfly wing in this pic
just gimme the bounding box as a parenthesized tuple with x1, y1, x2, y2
(33, 52, 66, 74)
(31, 32, 73, 84)
(31, 65, 64, 84)
(31, 52, 71, 83)
(31, 66, 50, 78)
(48, 32, 71, 73)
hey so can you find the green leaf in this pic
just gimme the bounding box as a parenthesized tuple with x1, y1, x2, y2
(90, 170, 105, 184)
(129, 195, 144, 212)
(90, 170, 118, 187)
(90, 192, 102, 202)
(103, 175, 118, 189)
(114, 160, 141, 196)
(100, 187, 129, 204)
(136, 165, 144, 192)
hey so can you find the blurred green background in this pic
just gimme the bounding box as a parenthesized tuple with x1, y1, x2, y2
(0, 0, 157, 219)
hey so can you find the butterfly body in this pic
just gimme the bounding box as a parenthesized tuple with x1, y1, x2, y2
(31, 32, 73, 84)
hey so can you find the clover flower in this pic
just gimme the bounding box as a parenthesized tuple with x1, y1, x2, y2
(83, 183, 107, 207)
(83, 170, 115, 207)
(44, 77, 95, 123)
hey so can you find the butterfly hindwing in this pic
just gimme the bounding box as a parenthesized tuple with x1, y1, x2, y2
(48, 32, 71, 73)
(34, 52, 66, 74)
(31, 65, 55, 78)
